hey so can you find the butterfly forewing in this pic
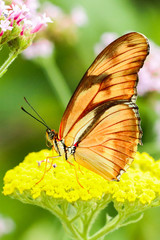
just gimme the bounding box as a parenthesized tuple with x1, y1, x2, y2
(59, 32, 149, 140)
(58, 32, 149, 180)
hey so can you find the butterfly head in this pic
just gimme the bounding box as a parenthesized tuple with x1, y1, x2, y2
(46, 129, 57, 144)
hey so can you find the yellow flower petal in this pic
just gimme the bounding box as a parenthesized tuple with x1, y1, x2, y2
(3, 150, 160, 206)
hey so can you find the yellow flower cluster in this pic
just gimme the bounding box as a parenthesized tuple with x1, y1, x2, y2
(3, 150, 160, 205)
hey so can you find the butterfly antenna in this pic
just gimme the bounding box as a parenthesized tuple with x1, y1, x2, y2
(24, 97, 49, 127)
(21, 101, 51, 129)
(21, 107, 51, 129)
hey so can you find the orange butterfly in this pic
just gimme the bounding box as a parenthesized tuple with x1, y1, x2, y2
(23, 32, 149, 181)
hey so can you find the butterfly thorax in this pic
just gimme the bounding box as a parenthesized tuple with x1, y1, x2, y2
(46, 129, 76, 160)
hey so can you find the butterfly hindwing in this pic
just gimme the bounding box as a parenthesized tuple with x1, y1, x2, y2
(74, 102, 141, 180)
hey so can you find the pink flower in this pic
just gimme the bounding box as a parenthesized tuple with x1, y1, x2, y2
(94, 32, 118, 55)
(12, 0, 39, 12)
(0, 214, 15, 237)
(23, 39, 54, 59)
(0, 1, 10, 16)
(12, 0, 23, 5)
(0, 0, 52, 37)
(24, 0, 39, 13)
(30, 13, 52, 33)
(42, 2, 88, 30)
(71, 6, 88, 27)
(138, 41, 160, 95)
(0, 20, 13, 33)
(9, 4, 23, 20)
(40, 13, 53, 25)
(42, 2, 63, 20)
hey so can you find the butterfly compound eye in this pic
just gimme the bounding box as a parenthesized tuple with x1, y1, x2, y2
(46, 129, 55, 141)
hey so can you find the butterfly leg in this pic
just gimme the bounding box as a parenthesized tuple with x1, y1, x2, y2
(36, 151, 60, 184)
(74, 164, 84, 189)
(78, 164, 84, 175)
(45, 148, 59, 172)
(66, 157, 84, 189)
(36, 156, 49, 184)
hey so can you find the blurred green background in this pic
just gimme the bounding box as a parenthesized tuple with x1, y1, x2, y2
(1, 0, 160, 239)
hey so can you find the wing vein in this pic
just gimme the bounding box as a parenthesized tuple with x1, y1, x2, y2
(88, 148, 120, 173)
(101, 144, 133, 159)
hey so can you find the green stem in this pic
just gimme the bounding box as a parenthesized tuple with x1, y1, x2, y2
(84, 199, 109, 239)
(21, 193, 145, 240)
(49, 207, 84, 240)
(83, 204, 102, 237)
(0, 51, 19, 78)
(89, 214, 123, 240)
(120, 213, 144, 227)
(39, 57, 72, 109)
